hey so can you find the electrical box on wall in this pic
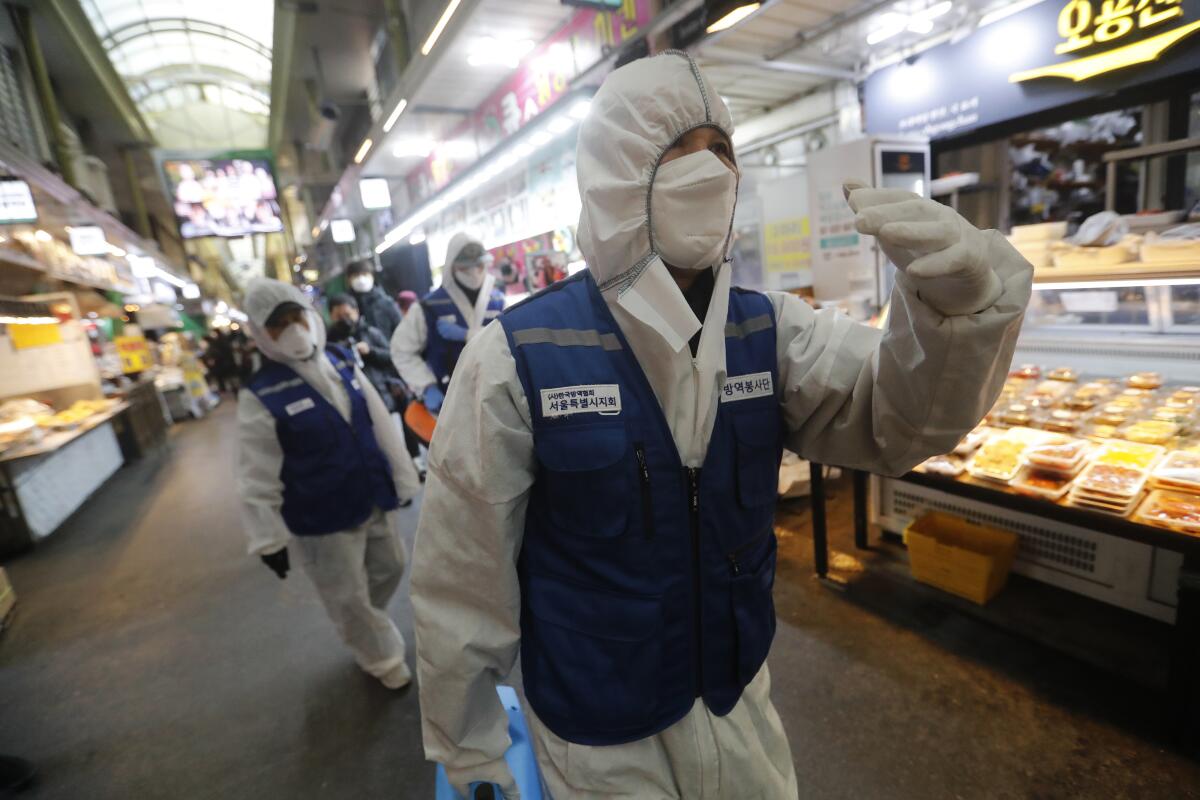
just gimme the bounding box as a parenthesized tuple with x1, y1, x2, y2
(806, 135, 930, 317)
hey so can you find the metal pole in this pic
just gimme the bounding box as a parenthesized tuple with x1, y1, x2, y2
(11, 5, 77, 189)
(122, 147, 152, 240)
(853, 470, 869, 550)
(810, 461, 829, 578)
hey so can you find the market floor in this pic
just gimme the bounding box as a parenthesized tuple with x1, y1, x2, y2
(1, 403, 1198, 799)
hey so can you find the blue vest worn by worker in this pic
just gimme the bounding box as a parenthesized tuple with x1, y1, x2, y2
(421, 285, 506, 388)
(248, 345, 399, 536)
(499, 271, 783, 746)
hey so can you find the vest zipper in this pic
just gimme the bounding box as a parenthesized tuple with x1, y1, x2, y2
(635, 443, 654, 539)
(726, 534, 768, 577)
(688, 466, 703, 698)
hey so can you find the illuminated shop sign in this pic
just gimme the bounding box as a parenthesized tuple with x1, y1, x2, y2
(1011, 0, 1200, 82)
(864, 0, 1200, 139)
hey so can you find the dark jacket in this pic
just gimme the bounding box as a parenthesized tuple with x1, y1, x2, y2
(350, 286, 403, 338)
(327, 316, 403, 413)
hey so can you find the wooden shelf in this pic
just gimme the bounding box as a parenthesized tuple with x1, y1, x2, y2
(1033, 262, 1200, 285)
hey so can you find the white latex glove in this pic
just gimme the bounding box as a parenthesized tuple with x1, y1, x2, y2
(846, 182, 1003, 316)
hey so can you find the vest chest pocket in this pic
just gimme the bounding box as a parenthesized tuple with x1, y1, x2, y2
(278, 399, 336, 460)
(733, 411, 781, 508)
(534, 422, 632, 538)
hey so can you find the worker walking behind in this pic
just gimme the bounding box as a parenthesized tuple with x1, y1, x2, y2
(237, 278, 422, 690)
(411, 52, 1033, 799)
(389, 234, 505, 415)
(346, 260, 404, 338)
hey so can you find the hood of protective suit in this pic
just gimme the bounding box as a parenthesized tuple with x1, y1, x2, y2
(444, 232, 484, 270)
(243, 277, 326, 364)
(576, 51, 735, 295)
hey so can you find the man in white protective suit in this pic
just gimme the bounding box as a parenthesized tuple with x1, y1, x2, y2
(411, 52, 1033, 799)
(390, 234, 507, 415)
(237, 277, 423, 690)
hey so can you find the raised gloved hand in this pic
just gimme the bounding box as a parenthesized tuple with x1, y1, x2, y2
(260, 548, 289, 580)
(847, 183, 1003, 317)
(423, 385, 446, 414)
(436, 318, 469, 342)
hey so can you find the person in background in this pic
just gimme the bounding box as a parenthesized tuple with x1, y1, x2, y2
(346, 261, 403, 338)
(396, 290, 418, 315)
(202, 330, 238, 394)
(410, 52, 1032, 799)
(327, 294, 423, 469)
(237, 278, 422, 690)
(389, 234, 506, 415)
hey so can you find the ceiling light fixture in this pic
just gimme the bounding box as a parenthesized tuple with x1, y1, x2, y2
(866, 12, 911, 44)
(383, 98, 409, 133)
(422, 0, 462, 56)
(978, 0, 1040, 27)
(707, 3, 761, 33)
(354, 138, 374, 164)
(409, 232, 427, 246)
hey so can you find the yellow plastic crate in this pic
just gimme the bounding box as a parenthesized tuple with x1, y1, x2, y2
(905, 512, 1019, 605)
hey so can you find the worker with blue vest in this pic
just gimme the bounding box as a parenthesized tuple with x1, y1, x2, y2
(390, 234, 506, 414)
(411, 53, 1033, 799)
(236, 277, 423, 690)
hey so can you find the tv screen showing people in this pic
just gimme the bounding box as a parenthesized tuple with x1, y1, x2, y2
(163, 157, 283, 239)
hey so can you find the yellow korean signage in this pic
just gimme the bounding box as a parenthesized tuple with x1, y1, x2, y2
(763, 217, 812, 275)
(1011, 0, 1200, 82)
(115, 335, 153, 374)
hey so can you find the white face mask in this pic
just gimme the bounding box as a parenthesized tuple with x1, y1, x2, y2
(349, 275, 374, 293)
(276, 322, 317, 361)
(454, 263, 486, 291)
(649, 149, 738, 271)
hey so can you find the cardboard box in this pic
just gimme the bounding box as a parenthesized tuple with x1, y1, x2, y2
(0, 567, 16, 626)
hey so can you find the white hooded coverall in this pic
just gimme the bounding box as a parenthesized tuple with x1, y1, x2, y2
(390, 233, 503, 395)
(411, 53, 1033, 799)
(236, 278, 423, 682)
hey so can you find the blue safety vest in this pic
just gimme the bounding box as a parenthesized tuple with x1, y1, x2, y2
(499, 271, 783, 746)
(421, 285, 506, 387)
(248, 345, 399, 536)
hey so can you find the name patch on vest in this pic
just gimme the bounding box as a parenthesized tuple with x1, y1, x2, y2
(540, 384, 621, 418)
(721, 372, 774, 403)
(285, 397, 316, 416)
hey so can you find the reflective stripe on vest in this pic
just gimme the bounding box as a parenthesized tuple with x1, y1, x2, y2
(248, 346, 399, 535)
(499, 271, 783, 747)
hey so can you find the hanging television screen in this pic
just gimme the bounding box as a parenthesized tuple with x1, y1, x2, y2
(162, 156, 283, 239)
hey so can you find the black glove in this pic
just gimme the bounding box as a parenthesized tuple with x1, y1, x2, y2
(261, 548, 290, 580)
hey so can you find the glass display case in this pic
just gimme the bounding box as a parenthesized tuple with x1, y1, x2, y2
(1024, 279, 1200, 335)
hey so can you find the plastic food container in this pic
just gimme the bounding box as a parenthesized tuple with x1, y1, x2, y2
(1047, 367, 1078, 382)
(905, 512, 1019, 605)
(920, 454, 965, 477)
(1010, 221, 1068, 242)
(1150, 451, 1200, 493)
(1127, 372, 1163, 390)
(1075, 463, 1147, 498)
(952, 427, 990, 456)
(1094, 440, 1165, 470)
(1025, 438, 1088, 473)
(1136, 490, 1200, 534)
(1012, 466, 1075, 500)
(1121, 420, 1180, 446)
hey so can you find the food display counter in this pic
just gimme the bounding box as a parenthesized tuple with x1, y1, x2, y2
(0, 400, 130, 557)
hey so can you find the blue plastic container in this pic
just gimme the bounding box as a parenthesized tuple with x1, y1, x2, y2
(435, 685, 547, 800)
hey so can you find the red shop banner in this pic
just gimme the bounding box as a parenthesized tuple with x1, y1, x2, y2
(408, 0, 652, 201)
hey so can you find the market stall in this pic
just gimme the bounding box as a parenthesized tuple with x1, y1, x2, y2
(0, 295, 137, 557)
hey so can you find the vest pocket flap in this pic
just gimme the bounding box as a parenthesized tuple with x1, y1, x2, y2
(732, 410, 778, 447)
(528, 574, 661, 642)
(534, 423, 627, 472)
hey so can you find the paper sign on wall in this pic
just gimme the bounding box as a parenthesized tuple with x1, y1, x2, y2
(8, 323, 63, 349)
(115, 335, 153, 373)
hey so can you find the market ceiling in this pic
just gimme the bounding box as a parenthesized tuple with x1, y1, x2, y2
(80, 0, 275, 150)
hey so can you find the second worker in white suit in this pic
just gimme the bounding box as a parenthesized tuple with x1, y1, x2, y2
(411, 52, 1033, 798)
